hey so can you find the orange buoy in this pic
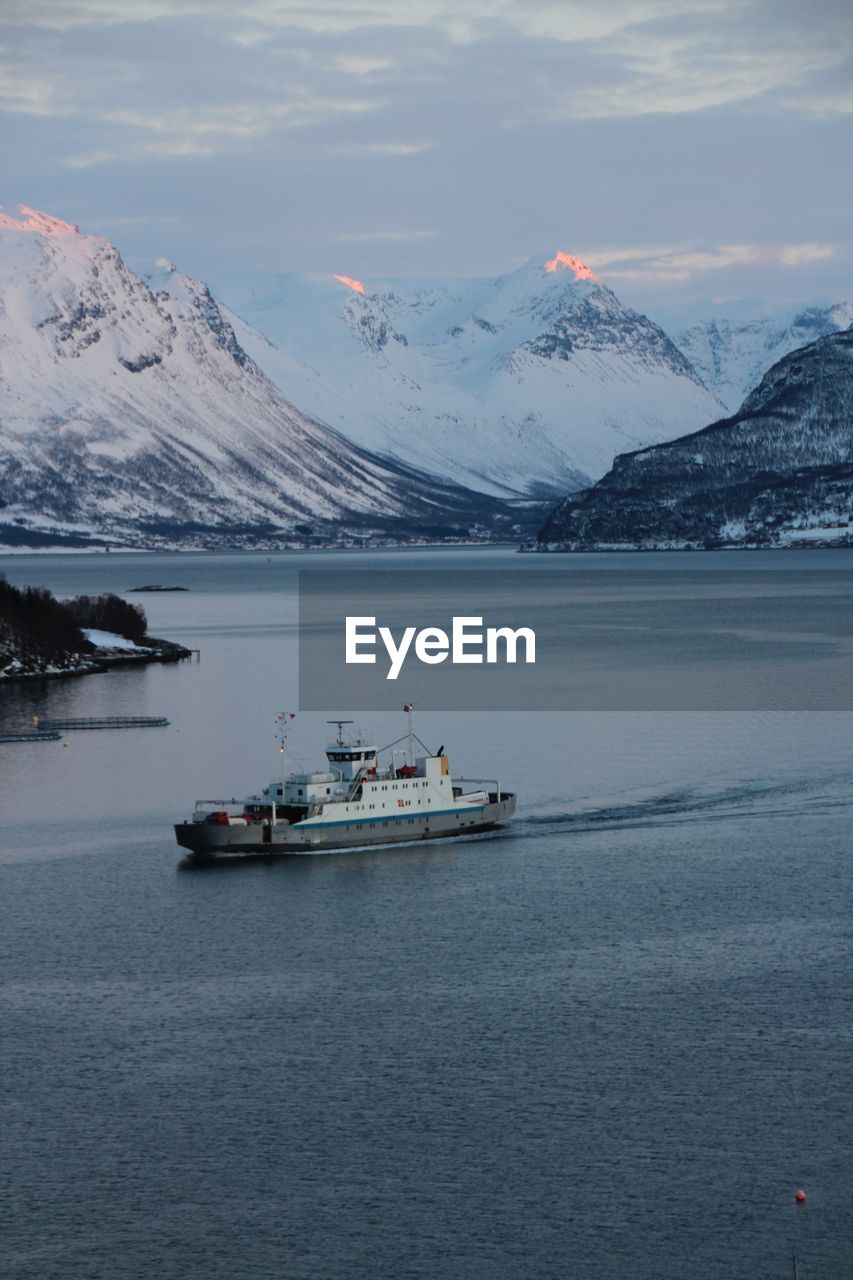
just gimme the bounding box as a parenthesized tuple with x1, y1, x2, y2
(795, 1189, 807, 1203)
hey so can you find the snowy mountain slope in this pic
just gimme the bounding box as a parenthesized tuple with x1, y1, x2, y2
(537, 330, 853, 550)
(212, 253, 724, 499)
(0, 208, 516, 546)
(651, 298, 853, 413)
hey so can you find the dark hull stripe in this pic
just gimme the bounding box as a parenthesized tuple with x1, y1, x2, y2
(182, 818, 508, 860)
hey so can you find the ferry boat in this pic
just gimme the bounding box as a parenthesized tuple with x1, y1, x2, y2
(175, 711, 516, 859)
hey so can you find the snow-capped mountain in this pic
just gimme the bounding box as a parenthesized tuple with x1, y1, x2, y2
(212, 252, 724, 499)
(0, 207, 514, 547)
(652, 298, 853, 413)
(537, 330, 853, 550)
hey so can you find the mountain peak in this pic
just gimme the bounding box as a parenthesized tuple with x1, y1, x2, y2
(0, 205, 80, 237)
(0, 212, 512, 546)
(543, 251, 598, 281)
(332, 273, 366, 294)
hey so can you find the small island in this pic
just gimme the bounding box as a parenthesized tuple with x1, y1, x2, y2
(128, 584, 189, 592)
(0, 577, 192, 680)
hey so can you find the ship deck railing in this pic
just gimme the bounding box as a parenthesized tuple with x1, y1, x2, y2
(454, 778, 507, 802)
(192, 799, 250, 811)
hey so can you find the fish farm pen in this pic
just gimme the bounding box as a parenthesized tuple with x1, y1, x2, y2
(0, 729, 62, 743)
(0, 716, 171, 743)
(35, 716, 170, 731)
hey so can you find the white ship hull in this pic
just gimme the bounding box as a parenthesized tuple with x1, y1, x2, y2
(176, 792, 515, 859)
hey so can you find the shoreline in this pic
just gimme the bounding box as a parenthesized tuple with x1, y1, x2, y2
(524, 538, 852, 553)
(0, 636, 193, 684)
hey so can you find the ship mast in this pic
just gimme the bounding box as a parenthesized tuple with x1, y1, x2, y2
(274, 712, 296, 825)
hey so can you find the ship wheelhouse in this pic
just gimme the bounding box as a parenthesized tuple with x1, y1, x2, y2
(325, 736, 379, 781)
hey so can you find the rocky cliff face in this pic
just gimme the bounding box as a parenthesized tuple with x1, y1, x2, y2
(0, 207, 516, 548)
(537, 331, 853, 550)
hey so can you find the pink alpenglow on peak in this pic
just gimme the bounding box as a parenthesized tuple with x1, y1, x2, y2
(0, 205, 80, 237)
(332, 273, 366, 294)
(544, 252, 598, 281)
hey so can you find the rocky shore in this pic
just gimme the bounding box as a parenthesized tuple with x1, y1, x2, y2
(0, 634, 192, 682)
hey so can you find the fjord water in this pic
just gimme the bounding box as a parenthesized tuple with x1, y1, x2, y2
(1, 548, 850, 1280)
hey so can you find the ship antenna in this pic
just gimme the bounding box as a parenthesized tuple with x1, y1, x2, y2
(403, 703, 415, 766)
(326, 719, 354, 747)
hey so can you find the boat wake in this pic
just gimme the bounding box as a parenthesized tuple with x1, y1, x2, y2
(516, 771, 851, 838)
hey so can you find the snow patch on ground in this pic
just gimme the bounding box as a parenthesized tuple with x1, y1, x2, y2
(83, 628, 149, 651)
(778, 523, 851, 543)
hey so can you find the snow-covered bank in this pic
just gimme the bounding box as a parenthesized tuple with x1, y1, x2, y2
(1, 632, 191, 681)
(82, 628, 152, 652)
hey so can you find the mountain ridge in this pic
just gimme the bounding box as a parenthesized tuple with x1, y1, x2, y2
(536, 331, 853, 551)
(212, 253, 724, 499)
(654, 299, 853, 412)
(0, 207, 522, 548)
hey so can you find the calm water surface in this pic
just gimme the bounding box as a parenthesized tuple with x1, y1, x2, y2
(1, 549, 850, 1279)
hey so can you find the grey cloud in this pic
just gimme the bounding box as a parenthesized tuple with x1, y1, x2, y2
(0, 1, 850, 303)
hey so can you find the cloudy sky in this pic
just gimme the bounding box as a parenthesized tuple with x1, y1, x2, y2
(1, 0, 851, 306)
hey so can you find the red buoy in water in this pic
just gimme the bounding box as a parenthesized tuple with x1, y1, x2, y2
(795, 1189, 807, 1203)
